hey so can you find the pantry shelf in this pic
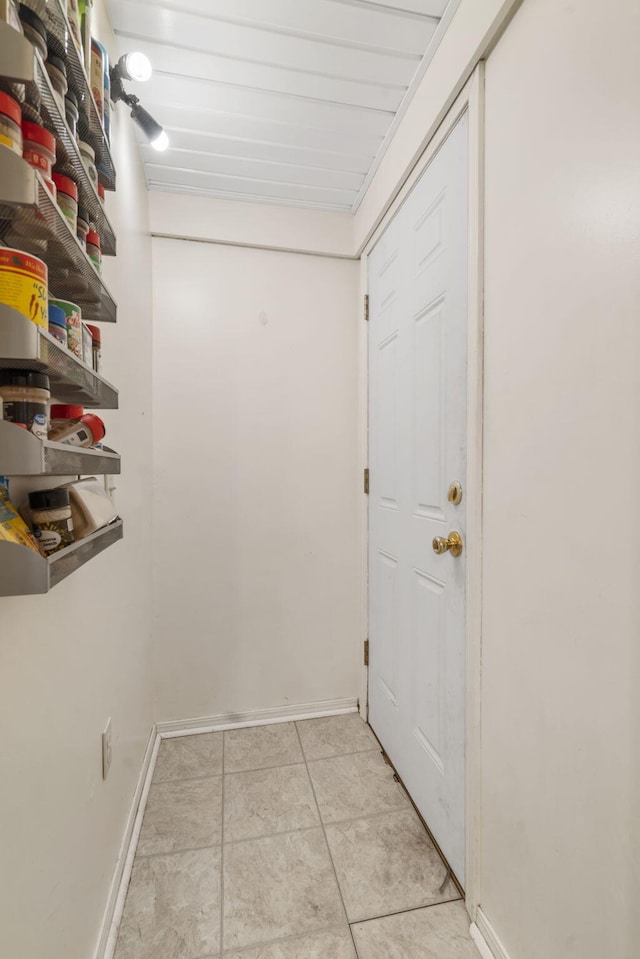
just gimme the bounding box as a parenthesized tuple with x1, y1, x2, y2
(0, 419, 121, 476)
(0, 519, 123, 596)
(0, 150, 117, 322)
(46, 0, 116, 191)
(0, 306, 118, 408)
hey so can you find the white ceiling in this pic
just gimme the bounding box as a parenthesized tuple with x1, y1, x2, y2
(107, 0, 458, 213)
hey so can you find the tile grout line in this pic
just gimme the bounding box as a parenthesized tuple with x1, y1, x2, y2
(349, 895, 464, 928)
(294, 722, 362, 959)
(219, 730, 226, 957)
(219, 923, 350, 957)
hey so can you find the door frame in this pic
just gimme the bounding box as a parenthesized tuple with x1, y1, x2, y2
(357, 64, 485, 921)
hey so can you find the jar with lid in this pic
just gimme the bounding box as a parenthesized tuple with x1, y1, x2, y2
(76, 205, 89, 246)
(47, 302, 67, 347)
(64, 90, 79, 141)
(86, 323, 101, 372)
(0, 89, 22, 155)
(49, 409, 105, 448)
(22, 121, 56, 196)
(86, 229, 101, 272)
(52, 173, 78, 234)
(17, 3, 47, 58)
(79, 139, 98, 188)
(29, 487, 74, 555)
(45, 52, 68, 115)
(0, 369, 50, 439)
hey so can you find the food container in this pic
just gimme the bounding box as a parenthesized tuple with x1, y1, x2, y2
(52, 173, 78, 233)
(86, 323, 101, 372)
(48, 410, 105, 448)
(45, 52, 68, 115)
(76, 205, 89, 245)
(0, 90, 22, 155)
(47, 302, 67, 346)
(81, 321, 92, 365)
(90, 39, 104, 120)
(64, 90, 78, 140)
(97, 181, 105, 205)
(49, 402, 82, 430)
(66, 0, 82, 52)
(49, 298, 82, 359)
(29, 487, 74, 555)
(86, 229, 101, 272)
(79, 139, 98, 188)
(0, 369, 49, 438)
(61, 476, 117, 538)
(0, 248, 48, 328)
(0, 0, 23, 33)
(17, 3, 47, 58)
(22, 120, 55, 177)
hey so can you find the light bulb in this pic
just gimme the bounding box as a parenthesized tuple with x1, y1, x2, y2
(122, 51, 152, 83)
(151, 130, 169, 152)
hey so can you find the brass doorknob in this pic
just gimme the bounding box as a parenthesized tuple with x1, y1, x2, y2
(432, 531, 463, 557)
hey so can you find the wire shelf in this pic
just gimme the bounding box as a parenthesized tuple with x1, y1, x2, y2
(0, 150, 118, 322)
(0, 305, 118, 408)
(0, 420, 121, 476)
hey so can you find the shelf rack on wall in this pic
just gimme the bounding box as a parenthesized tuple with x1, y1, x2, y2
(0, 150, 117, 322)
(0, 306, 118, 408)
(0, 420, 120, 476)
(0, 520, 124, 596)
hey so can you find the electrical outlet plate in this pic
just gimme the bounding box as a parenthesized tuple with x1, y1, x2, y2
(102, 718, 112, 780)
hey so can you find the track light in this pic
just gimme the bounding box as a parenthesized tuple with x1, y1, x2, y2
(116, 51, 152, 83)
(110, 53, 169, 151)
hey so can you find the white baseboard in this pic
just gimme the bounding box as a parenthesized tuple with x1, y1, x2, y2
(94, 726, 160, 959)
(470, 909, 512, 959)
(156, 697, 359, 738)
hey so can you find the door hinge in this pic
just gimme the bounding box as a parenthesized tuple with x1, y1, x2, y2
(364, 293, 369, 322)
(363, 467, 369, 495)
(364, 639, 369, 666)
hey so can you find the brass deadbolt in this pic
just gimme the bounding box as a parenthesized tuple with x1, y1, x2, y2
(447, 481, 463, 505)
(432, 531, 464, 557)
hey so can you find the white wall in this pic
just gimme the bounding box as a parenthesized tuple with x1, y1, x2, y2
(480, 1, 640, 956)
(0, 6, 154, 959)
(152, 237, 361, 721)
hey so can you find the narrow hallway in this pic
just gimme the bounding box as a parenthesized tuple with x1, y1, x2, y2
(114, 714, 479, 958)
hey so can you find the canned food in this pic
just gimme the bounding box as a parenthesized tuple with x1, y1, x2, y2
(0, 247, 48, 327)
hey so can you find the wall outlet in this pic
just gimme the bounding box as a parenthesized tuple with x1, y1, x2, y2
(102, 718, 112, 780)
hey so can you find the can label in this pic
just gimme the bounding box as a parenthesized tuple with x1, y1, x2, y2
(2, 403, 48, 439)
(0, 249, 48, 328)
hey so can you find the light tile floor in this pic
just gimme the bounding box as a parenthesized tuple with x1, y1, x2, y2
(114, 713, 481, 959)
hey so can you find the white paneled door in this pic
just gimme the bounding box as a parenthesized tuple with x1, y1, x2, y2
(368, 115, 468, 883)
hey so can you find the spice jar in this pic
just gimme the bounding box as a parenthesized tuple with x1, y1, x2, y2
(29, 487, 74, 555)
(0, 90, 22, 155)
(76, 205, 89, 246)
(64, 90, 79, 141)
(97, 181, 105, 205)
(86, 229, 101, 272)
(0, 369, 49, 438)
(48, 302, 67, 346)
(49, 298, 82, 358)
(22, 121, 55, 183)
(45, 53, 67, 115)
(79, 139, 98, 188)
(49, 403, 83, 431)
(17, 3, 47, 58)
(52, 173, 78, 234)
(81, 321, 92, 365)
(49, 410, 105, 448)
(86, 323, 101, 372)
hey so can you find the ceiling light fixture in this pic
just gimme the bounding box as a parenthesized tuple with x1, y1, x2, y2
(110, 52, 169, 151)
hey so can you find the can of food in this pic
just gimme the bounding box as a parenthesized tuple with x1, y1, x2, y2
(0, 247, 48, 328)
(49, 298, 82, 359)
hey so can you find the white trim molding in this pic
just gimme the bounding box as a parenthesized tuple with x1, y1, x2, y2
(156, 698, 358, 738)
(94, 725, 160, 959)
(470, 909, 513, 959)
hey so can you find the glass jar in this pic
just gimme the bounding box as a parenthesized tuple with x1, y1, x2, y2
(48, 410, 105, 448)
(29, 487, 74, 555)
(52, 173, 78, 234)
(17, 3, 47, 58)
(0, 369, 50, 438)
(22, 120, 55, 178)
(45, 52, 68, 115)
(86, 229, 101, 272)
(78, 139, 98, 188)
(0, 89, 22, 155)
(48, 303, 67, 346)
(86, 323, 101, 372)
